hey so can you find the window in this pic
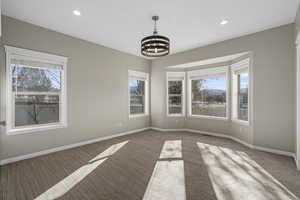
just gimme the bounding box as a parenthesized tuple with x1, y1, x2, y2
(167, 72, 185, 116)
(232, 59, 250, 122)
(187, 66, 228, 119)
(128, 70, 149, 117)
(5, 46, 68, 134)
(238, 73, 249, 120)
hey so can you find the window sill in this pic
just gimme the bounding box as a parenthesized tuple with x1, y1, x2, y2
(7, 123, 67, 136)
(167, 114, 185, 117)
(189, 115, 229, 121)
(232, 119, 250, 126)
(129, 114, 149, 119)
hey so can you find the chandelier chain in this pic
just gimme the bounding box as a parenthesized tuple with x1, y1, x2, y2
(152, 16, 159, 34)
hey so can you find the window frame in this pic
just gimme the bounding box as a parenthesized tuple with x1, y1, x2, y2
(231, 59, 250, 125)
(128, 70, 149, 118)
(5, 46, 68, 135)
(166, 72, 185, 117)
(187, 66, 229, 120)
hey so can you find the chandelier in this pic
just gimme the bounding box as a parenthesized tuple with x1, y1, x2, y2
(141, 16, 170, 57)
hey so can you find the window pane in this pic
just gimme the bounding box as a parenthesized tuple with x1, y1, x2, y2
(238, 73, 248, 121)
(12, 64, 62, 127)
(12, 65, 61, 92)
(169, 106, 182, 114)
(191, 77, 226, 117)
(168, 95, 182, 114)
(130, 80, 145, 114)
(15, 95, 60, 126)
(168, 81, 182, 94)
(169, 95, 181, 106)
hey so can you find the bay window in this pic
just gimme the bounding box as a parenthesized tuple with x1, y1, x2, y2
(166, 58, 251, 124)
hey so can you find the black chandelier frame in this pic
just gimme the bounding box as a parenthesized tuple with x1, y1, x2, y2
(141, 16, 170, 57)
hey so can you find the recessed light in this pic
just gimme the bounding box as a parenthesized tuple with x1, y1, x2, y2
(220, 20, 228, 25)
(73, 10, 81, 16)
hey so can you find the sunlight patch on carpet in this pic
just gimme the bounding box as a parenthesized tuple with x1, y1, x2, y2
(143, 140, 186, 200)
(34, 140, 129, 200)
(159, 140, 182, 159)
(197, 142, 299, 200)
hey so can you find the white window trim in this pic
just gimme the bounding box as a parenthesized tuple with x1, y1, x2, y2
(166, 72, 185, 117)
(128, 70, 149, 118)
(5, 46, 68, 135)
(187, 66, 229, 120)
(231, 58, 250, 125)
(189, 114, 229, 121)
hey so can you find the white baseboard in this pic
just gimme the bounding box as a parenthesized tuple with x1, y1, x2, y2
(0, 127, 151, 166)
(151, 127, 187, 132)
(0, 126, 295, 166)
(295, 155, 300, 170)
(150, 127, 295, 158)
(252, 145, 294, 157)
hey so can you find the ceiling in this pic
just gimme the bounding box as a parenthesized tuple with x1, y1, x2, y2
(166, 52, 250, 69)
(2, 0, 300, 58)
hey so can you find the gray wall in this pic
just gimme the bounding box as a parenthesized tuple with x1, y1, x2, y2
(296, 5, 300, 40)
(295, 5, 300, 162)
(151, 24, 295, 152)
(0, 16, 150, 160)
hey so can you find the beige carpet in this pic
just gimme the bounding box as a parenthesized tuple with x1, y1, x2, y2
(1, 130, 300, 200)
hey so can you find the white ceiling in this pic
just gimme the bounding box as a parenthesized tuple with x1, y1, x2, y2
(166, 52, 250, 69)
(2, 0, 300, 58)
